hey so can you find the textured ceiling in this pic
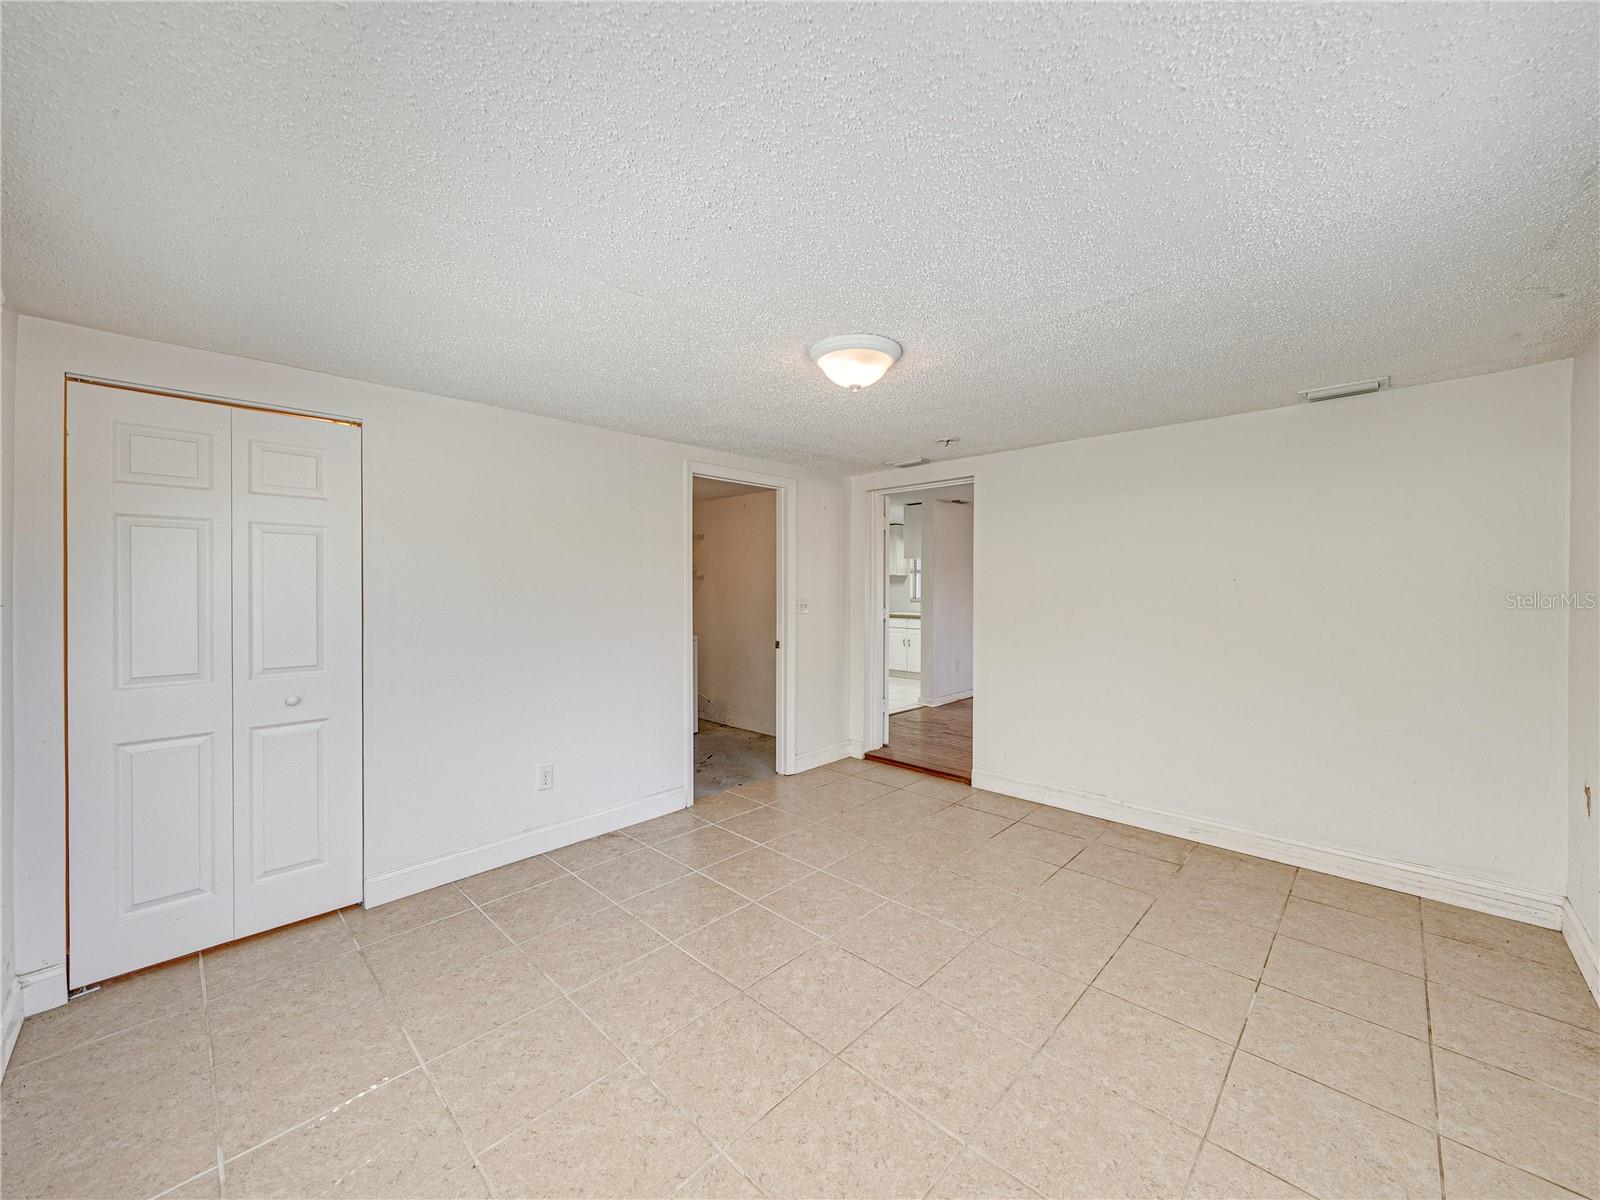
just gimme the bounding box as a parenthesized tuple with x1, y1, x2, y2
(3, 3, 1596, 473)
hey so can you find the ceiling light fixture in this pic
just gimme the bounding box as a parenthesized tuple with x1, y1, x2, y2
(808, 334, 902, 390)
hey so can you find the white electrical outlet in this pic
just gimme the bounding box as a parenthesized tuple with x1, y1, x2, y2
(537, 765, 555, 791)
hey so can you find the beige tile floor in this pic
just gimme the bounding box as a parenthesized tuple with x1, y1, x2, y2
(4, 760, 1597, 1200)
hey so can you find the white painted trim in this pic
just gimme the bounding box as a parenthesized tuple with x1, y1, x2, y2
(2, 978, 23, 1075)
(18, 783, 689, 1018)
(974, 768, 1567, 928)
(18, 963, 67, 1018)
(363, 785, 684, 907)
(867, 492, 889, 753)
(1563, 898, 1600, 1004)
(685, 463, 798, 790)
(920, 688, 973, 707)
(791, 741, 853, 773)
(848, 737, 865, 758)
(61, 371, 362, 426)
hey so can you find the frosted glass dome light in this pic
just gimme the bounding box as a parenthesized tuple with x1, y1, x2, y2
(807, 334, 902, 390)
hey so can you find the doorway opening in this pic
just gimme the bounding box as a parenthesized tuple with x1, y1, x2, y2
(866, 480, 974, 782)
(689, 469, 790, 798)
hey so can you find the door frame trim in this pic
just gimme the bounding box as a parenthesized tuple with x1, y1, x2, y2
(66, 373, 363, 426)
(684, 462, 798, 803)
(861, 475, 975, 755)
(62, 376, 365, 987)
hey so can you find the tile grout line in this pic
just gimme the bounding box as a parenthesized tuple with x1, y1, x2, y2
(1262, 947, 1600, 1102)
(380, 791, 1116, 1044)
(1192, 881, 1553, 1194)
(1421, 930, 1599, 1028)
(899, 842, 1197, 1199)
(457, 780, 1011, 1194)
(478, 912, 804, 1197)
(198, 946, 227, 1197)
(78, 791, 1268, 1193)
(281, 883, 1568, 1196)
(354, 782, 1215, 985)
(417, 803, 1586, 1042)
(897, 840, 1195, 1196)
(408, 877, 641, 1194)
(1411, 930, 1600, 1198)
(1175, 866, 1295, 1198)
(1422, 927, 1449, 1196)
(214, 1066, 432, 1170)
(703, 873, 1028, 1194)
(463, 861, 781, 1195)
(142, 948, 229, 1200)
(32, 773, 1594, 1200)
(204, 910, 434, 1182)
(1010, 852, 1298, 1162)
(349, 905, 498, 1199)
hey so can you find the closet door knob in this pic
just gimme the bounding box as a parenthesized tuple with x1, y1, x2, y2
(284, 695, 302, 707)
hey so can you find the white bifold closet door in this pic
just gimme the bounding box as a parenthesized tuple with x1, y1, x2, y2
(67, 381, 361, 987)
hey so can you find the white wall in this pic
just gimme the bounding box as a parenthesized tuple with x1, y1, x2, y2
(887, 573, 919, 615)
(852, 361, 1574, 923)
(9, 316, 850, 1013)
(921, 500, 973, 704)
(694, 491, 777, 736)
(1, 300, 18, 1068)
(1568, 329, 1599, 982)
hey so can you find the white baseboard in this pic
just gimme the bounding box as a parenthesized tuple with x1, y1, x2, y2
(973, 769, 1566, 929)
(920, 689, 973, 707)
(1, 976, 22, 1076)
(1563, 899, 1599, 1005)
(363, 785, 685, 907)
(791, 741, 853, 773)
(848, 737, 866, 758)
(18, 963, 67, 1019)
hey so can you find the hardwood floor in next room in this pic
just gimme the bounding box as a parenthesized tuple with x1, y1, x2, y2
(868, 698, 973, 783)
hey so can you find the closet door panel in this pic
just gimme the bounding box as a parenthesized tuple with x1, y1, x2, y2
(231, 408, 362, 937)
(67, 384, 235, 986)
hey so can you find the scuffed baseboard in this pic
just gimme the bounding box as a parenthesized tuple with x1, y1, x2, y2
(17, 963, 67, 1020)
(791, 741, 853, 773)
(363, 785, 685, 907)
(973, 768, 1566, 929)
(1, 977, 22, 1075)
(1563, 899, 1599, 1005)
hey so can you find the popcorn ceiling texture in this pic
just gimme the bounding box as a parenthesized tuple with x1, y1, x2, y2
(2, 2, 1595, 472)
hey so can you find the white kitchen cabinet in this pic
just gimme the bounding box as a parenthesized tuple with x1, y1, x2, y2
(888, 617, 921, 674)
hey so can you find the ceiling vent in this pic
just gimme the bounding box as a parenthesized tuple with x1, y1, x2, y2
(889, 456, 928, 468)
(1298, 376, 1390, 403)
